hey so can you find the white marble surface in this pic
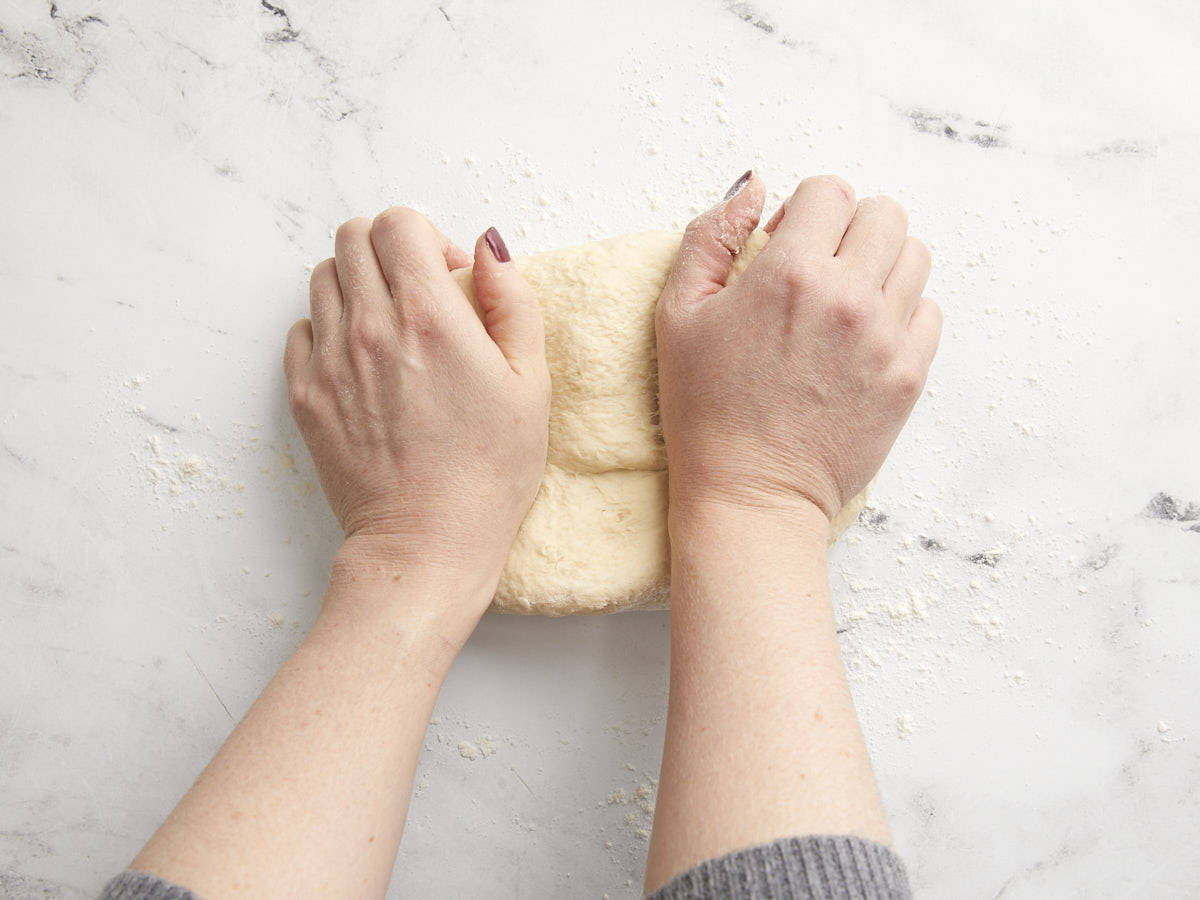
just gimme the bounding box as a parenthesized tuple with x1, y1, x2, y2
(2, 0, 1198, 897)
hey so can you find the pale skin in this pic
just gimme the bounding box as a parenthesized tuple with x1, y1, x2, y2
(128, 174, 939, 898)
(645, 172, 939, 890)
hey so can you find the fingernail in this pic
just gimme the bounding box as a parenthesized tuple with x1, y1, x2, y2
(484, 226, 511, 263)
(723, 169, 752, 201)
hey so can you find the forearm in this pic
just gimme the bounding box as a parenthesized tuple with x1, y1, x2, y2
(645, 499, 890, 892)
(131, 538, 488, 899)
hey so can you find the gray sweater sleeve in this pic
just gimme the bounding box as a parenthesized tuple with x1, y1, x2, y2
(645, 835, 911, 900)
(101, 835, 909, 900)
(100, 870, 200, 900)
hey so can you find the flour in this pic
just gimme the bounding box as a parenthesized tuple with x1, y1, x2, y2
(457, 735, 498, 761)
(1156, 721, 1181, 745)
(131, 393, 316, 523)
(511, 814, 538, 832)
(457, 741, 479, 761)
(593, 773, 658, 848)
(144, 434, 218, 497)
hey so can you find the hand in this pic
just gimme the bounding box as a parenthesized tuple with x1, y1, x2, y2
(129, 213, 548, 900)
(284, 210, 550, 591)
(655, 172, 941, 522)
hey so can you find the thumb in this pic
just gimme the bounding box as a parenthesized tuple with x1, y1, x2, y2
(659, 170, 765, 311)
(472, 227, 546, 374)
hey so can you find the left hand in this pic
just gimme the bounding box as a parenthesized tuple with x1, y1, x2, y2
(284, 210, 550, 598)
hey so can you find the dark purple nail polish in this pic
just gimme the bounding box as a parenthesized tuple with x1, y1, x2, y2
(484, 226, 511, 263)
(723, 169, 753, 201)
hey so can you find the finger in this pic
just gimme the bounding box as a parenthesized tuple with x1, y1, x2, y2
(883, 236, 932, 324)
(907, 296, 943, 368)
(334, 218, 392, 314)
(370, 207, 465, 312)
(763, 204, 785, 234)
(283, 318, 313, 380)
(836, 195, 908, 285)
(658, 169, 765, 312)
(309, 258, 343, 336)
(472, 227, 547, 375)
(766, 174, 857, 258)
(446, 241, 472, 270)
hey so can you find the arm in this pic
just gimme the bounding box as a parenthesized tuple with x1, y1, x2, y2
(645, 173, 940, 890)
(649, 501, 890, 884)
(130, 215, 550, 899)
(131, 543, 478, 898)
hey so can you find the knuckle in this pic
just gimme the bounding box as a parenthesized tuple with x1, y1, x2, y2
(804, 174, 856, 208)
(335, 217, 372, 245)
(830, 287, 875, 330)
(780, 258, 820, 294)
(910, 236, 931, 265)
(285, 320, 311, 355)
(347, 314, 391, 353)
(925, 296, 944, 326)
(286, 317, 308, 341)
(865, 333, 894, 370)
(403, 298, 446, 337)
(758, 248, 817, 295)
(868, 194, 908, 230)
(287, 378, 312, 416)
(310, 257, 337, 285)
(315, 352, 341, 385)
(893, 360, 927, 400)
(371, 206, 425, 240)
(911, 296, 944, 344)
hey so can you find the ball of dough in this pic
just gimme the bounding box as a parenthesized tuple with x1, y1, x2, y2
(453, 230, 869, 615)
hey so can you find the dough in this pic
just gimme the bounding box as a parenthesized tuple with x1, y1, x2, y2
(453, 230, 869, 615)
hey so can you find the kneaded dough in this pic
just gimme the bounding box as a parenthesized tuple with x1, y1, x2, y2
(453, 229, 869, 615)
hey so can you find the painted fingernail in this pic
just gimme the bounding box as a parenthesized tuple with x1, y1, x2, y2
(723, 169, 753, 201)
(484, 226, 511, 263)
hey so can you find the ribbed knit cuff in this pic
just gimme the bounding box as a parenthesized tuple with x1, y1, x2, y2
(99, 870, 202, 900)
(646, 834, 912, 900)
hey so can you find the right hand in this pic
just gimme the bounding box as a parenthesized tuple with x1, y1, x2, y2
(655, 172, 941, 522)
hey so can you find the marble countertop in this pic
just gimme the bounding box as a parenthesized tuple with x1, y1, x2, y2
(2, 1, 1197, 897)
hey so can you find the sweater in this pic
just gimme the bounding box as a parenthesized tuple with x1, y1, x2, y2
(101, 834, 910, 899)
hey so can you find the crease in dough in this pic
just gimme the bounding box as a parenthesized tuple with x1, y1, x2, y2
(453, 229, 869, 616)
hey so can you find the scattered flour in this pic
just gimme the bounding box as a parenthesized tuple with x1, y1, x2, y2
(595, 776, 658, 846)
(457, 735, 498, 761)
(1156, 721, 1180, 744)
(511, 814, 538, 832)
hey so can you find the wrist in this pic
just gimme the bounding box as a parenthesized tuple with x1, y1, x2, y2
(333, 533, 501, 590)
(665, 491, 834, 618)
(667, 489, 832, 545)
(324, 534, 501, 650)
